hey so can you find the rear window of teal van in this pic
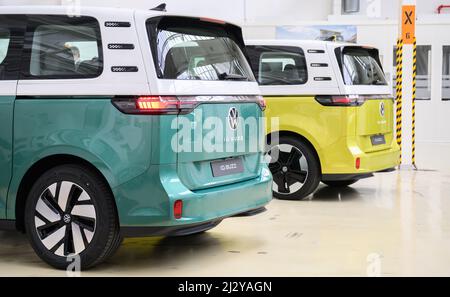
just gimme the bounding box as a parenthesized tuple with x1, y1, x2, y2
(147, 16, 255, 82)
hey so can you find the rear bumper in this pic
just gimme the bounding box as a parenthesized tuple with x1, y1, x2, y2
(355, 146, 400, 173)
(322, 167, 396, 182)
(121, 207, 266, 237)
(321, 139, 400, 175)
(113, 164, 273, 228)
(322, 173, 374, 182)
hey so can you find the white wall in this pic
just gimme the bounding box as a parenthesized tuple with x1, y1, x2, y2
(0, 0, 332, 24)
(241, 0, 450, 144)
(0, 0, 59, 4)
(245, 0, 332, 23)
(0, 0, 448, 23)
(417, 0, 448, 15)
(356, 22, 450, 143)
(330, 0, 447, 20)
(330, 0, 400, 20)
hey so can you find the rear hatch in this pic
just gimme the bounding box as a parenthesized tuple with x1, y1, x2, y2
(177, 99, 264, 190)
(146, 16, 265, 190)
(334, 45, 394, 153)
(355, 96, 394, 152)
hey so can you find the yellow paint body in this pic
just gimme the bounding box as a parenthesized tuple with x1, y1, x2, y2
(265, 96, 400, 175)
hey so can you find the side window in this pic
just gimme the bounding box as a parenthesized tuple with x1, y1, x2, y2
(246, 45, 307, 85)
(22, 15, 103, 79)
(0, 15, 25, 80)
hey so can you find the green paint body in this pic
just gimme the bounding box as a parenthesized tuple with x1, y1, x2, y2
(1, 97, 272, 226)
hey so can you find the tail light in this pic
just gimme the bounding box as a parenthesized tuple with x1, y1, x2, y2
(112, 95, 266, 114)
(315, 95, 394, 107)
(315, 95, 367, 106)
(355, 157, 361, 170)
(174, 200, 183, 219)
(257, 96, 266, 111)
(112, 96, 199, 115)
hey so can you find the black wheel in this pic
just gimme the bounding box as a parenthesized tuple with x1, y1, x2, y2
(266, 136, 321, 200)
(322, 180, 358, 187)
(24, 164, 121, 270)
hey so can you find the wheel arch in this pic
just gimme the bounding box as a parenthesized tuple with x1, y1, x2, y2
(267, 130, 323, 175)
(12, 154, 117, 233)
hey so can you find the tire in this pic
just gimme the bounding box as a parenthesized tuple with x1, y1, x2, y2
(322, 180, 358, 187)
(24, 164, 121, 270)
(266, 136, 321, 200)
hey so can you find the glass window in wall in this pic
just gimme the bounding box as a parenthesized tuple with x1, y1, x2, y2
(393, 45, 431, 100)
(443, 46, 450, 101)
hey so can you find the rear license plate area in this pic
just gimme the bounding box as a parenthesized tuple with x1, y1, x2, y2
(370, 134, 386, 146)
(211, 157, 244, 177)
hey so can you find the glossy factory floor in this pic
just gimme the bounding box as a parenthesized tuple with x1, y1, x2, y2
(1, 145, 450, 276)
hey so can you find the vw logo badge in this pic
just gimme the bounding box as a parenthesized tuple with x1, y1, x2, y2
(63, 214, 71, 224)
(379, 102, 385, 117)
(228, 107, 239, 130)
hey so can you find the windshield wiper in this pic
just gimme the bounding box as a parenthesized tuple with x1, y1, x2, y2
(218, 73, 249, 81)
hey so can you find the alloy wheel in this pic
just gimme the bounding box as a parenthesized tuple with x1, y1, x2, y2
(266, 144, 309, 195)
(34, 181, 97, 257)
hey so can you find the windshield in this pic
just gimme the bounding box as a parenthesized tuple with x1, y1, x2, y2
(147, 17, 255, 82)
(340, 47, 387, 86)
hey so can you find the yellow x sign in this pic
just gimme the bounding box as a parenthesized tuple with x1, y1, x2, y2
(402, 5, 416, 44)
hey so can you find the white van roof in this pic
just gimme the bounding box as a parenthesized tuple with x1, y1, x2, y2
(4, 6, 260, 97)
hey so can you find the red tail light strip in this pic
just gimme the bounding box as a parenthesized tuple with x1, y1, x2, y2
(112, 95, 266, 115)
(315, 95, 394, 107)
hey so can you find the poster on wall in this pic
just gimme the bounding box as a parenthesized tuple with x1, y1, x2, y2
(276, 25, 357, 43)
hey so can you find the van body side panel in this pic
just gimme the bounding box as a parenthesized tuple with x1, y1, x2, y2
(7, 99, 153, 220)
(0, 95, 14, 219)
(0, 15, 25, 219)
(264, 95, 400, 174)
(265, 95, 352, 163)
(149, 115, 177, 165)
(7, 99, 270, 225)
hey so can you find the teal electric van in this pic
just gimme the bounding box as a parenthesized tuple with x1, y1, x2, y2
(0, 6, 272, 269)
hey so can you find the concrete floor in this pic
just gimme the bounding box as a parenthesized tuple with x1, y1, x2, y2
(1, 144, 450, 276)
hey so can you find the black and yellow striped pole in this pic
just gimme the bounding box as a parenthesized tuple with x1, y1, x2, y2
(395, 38, 403, 165)
(396, 4, 416, 169)
(411, 37, 417, 169)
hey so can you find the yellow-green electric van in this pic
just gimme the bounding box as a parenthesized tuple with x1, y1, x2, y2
(246, 40, 400, 200)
